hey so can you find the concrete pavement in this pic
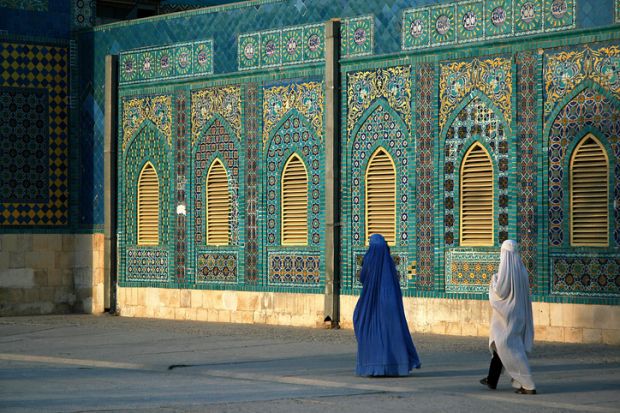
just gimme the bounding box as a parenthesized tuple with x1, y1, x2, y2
(0, 314, 619, 412)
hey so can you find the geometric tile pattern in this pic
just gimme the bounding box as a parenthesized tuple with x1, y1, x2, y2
(544, 44, 620, 119)
(516, 51, 539, 292)
(265, 113, 322, 247)
(126, 247, 170, 282)
(193, 118, 239, 246)
(439, 57, 512, 129)
(354, 252, 408, 289)
(342, 15, 374, 57)
(445, 249, 500, 293)
(443, 97, 509, 247)
(175, 93, 188, 283)
(119, 40, 213, 85)
(547, 87, 620, 247)
(402, 0, 575, 51)
(0, 87, 49, 203)
(268, 252, 321, 285)
(238, 23, 324, 71)
(350, 103, 409, 247)
(552, 255, 620, 296)
(347, 66, 412, 138)
(72, 0, 95, 28)
(244, 83, 259, 284)
(617, 0, 620, 23)
(262, 81, 324, 146)
(123, 122, 172, 248)
(414, 64, 435, 289)
(0, 41, 69, 226)
(196, 252, 238, 283)
(191, 85, 241, 143)
(0, 0, 47, 11)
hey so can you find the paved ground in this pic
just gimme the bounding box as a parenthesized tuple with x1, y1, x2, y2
(0, 315, 619, 413)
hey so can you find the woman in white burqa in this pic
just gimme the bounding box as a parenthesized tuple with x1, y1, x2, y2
(480, 240, 536, 394)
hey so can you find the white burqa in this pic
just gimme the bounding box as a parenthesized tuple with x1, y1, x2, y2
(489, 240, 536, 390)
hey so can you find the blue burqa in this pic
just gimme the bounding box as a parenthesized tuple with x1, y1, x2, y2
(353, 234, 421, 376)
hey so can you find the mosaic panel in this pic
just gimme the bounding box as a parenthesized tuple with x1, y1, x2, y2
(265, 113, 323, 247)
(0, 0, 47, 11)
(122, 95, 173, 151)
(617, 0, 620, 23)
(342, 15, 374, 57)
(443, 97, 509, 247)
(439, 57, 512, 130)
(244, 84, 259, 284)
(414, 64, 435, 289)
(238, 23, 324, 71)
(191, 86, 242, 143)
(516, 52, 539, 291)
(552, 255, 620, 296)
(119, 40, 213, 85)
(0, 41, 69, 226)
(402, 0, 575, 50)
(193, 118, 239, 246)
(547, 88, 620, 247)
(268, 253, 321, 285)
(262, 81, 324, 146)
(123, 124, 172, 247)
(126, 247, 169, 282)
(544, 44, 620, 119)
(0, 87, 49, 203)
(347, 66, 412, 138)
(350, 103, 410, 248)
(431, 4, 457, 46)
(445, 249, 500, 293)
(73, 0, 95, 28)
(354, 252, 409, 289)
(175, 93, 187, 282)
(196, 252, 238, 283)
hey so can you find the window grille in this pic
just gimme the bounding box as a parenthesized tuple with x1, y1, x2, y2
(281, 154, 308, 245)
(365, 148, 396, 245)
(460, 143, 494, 246)
(206, 159, 230, 246)
(137, 162, 159, 246)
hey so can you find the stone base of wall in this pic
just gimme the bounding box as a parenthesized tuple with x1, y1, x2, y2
(0, 234, 105, 316)
(117, 287, 325, 328)
(340, 296, 620, 345)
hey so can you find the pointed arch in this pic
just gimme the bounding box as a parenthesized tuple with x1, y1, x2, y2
(281, 153, 308, 246)
(570, 134, 609, 247)
(365, 147, 396, 245)
(441, 89, 508, 138)
(349, 98, 409, 143)
(206, 158, 231, 246)
(268, 108, 320, 147)
(460, 142, 494, 246)
(137, 161, 159, 246)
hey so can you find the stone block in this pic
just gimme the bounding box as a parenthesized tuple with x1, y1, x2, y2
(602, 330, 620, 346)
(564, 327, 583, 343)
(592, 305, 620, 331)
(196, 308, 209, 321)
(477, 323, 490, 338)
(430, 321, 447, 335)
(231, 310, 254, 324)
(190, 290, 203, 308)
(34, 270, 48, 287)
(207, 309, 219, 322)
(535, 325, 565, 342)
(446, 322, 462, 336)
(582, 328, 603, 344)
(180, 289, 191, 308)
(16, 235, 33, 253)
(0, 268, 35, 288)
(217, 310, 231, 323)
(260, 292, 274, 310)
(532, 302, 550, 327)
(237, 292, 258, 310)
(222, 291, 238, 311)
(62, 236, 75, 253)
(9, 252, 25, 269)
(25, 251, 55, 270)
(461, 323, 478, 337)
(73, 267, 93, 288)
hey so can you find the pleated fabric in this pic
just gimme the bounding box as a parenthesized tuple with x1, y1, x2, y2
(353, 234, 421, 376)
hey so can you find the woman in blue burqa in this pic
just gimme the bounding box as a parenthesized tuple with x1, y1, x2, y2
(353, 233, 421, 376)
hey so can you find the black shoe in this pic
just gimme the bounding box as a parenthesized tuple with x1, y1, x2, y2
(480, 377, 496, 390)
(515, 387, 536, 395)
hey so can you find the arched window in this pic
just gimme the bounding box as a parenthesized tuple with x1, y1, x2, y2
(281, 154, 308, 245)
(206, 159, 230, 246)
(365, 148, 396, 245)
(570, 134, 609, 247)
(460, 143, 494, 246)
(137, 162, 159, 246)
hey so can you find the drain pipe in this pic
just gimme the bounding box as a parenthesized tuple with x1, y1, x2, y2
(323, 19, 342, 328)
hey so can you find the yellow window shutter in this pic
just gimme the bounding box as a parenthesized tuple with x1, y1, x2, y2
(570, 134, 609, 247)
(281, 154, 308, 246)
(206, 159, 230, 246)
(365, 148, 396, 245)
(460, 143, 494, 246)
(137, 162, 159, 246)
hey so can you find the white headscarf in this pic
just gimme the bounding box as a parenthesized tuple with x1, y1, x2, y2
(489, 240, 535, 390)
